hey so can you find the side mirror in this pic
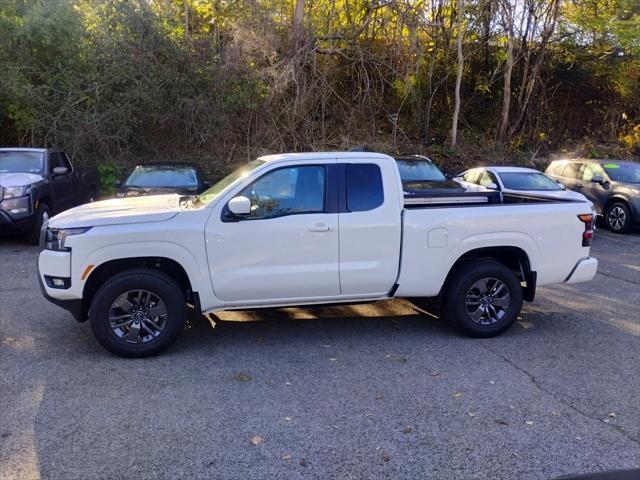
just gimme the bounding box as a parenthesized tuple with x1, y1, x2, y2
(556, 181, 566, 190)
(444, 173, 453, 180)
(228, 195, 251, 216)
(591, 175, 604, 185)
(202, 180, 213, 188)
(52, 166, 68, 176)
(486, 182, 498, 190)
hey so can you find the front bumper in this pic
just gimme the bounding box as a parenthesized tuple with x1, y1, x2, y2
(565, 257, 598, 284)
(0, 197, 35, 233)
(38, 249, 85, 322)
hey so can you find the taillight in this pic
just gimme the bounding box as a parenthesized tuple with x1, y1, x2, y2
(578, 214, 594, 247)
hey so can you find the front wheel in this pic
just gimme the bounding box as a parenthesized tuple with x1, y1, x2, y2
(606, 202, 631, 234)
(444, 260, 523, 338)
(90, 268, 187, 358)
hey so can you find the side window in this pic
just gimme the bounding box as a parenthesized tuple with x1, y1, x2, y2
(479, 171, 498, 188)
(239, 165, 325, 219)
(548, 163, 563, 176)
(345, 164, 384, 212)
(49, 152, 61, 172)
(582, 163, 605, 182)
(59, 152, 72, 171)
(561, 162, 582, 179)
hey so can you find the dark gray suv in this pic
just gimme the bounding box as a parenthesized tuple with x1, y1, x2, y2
(545, 159, 640, 233)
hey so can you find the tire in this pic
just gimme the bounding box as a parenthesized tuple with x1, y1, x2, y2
(444, 259, 523, 338)
(605, 202, 631, 234)
(27, 203, 51, 245)
(89, 268, 187, 358)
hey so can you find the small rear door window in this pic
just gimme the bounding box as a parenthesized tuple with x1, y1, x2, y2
(561, 162, 582, 179)
(345, 164, 383, 212)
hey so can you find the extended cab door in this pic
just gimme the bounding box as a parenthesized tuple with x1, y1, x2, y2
(205, 161, 340, 305)
(338, 159, 402, 296)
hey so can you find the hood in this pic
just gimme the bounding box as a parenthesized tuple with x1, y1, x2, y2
(403, 180, 466, 195)
(49, 194, 183, 229)
(512, 189, 588, 201)
(0, 172, 44, 187)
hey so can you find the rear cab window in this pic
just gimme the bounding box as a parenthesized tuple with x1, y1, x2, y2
(345, 164, 384, 212)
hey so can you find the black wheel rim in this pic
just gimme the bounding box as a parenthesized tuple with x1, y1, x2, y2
(465, 277, 511, 326)
(608, 206, 626, 231)
(108, 290, 168, 344)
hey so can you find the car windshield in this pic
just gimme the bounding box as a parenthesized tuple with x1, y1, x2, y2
(0, 151, 44, 174)
(498, 172, 561, 191)
(124, 166, 199, 189)
(396, 160, 446, 182)
(602, 162, 640, 184)
(195, 159, 267, 206)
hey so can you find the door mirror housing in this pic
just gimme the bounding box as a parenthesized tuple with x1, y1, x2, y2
(228, 195, 251, 216)
(485, 182, 498, 190)
(52, 166, 68, 176)
(556, 181, 566, 190)
(591, 175, 605, 185)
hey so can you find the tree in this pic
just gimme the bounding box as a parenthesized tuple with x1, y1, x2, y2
(451, 0, 464, 147)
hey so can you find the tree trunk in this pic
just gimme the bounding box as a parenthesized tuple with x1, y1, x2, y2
(498, 0, 514, 142)
(451, 0, 464, 148)
(293, 0, 305, 30)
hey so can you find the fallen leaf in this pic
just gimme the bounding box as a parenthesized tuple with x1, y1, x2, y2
(494, 418, 508, 426)
(286, 381, 292, 386)
(453, 391, 463, 398)
(430, 372, 440, 377)
(234, 372, 252, 382)
(489, 380, 495, 385)
(382, 452, 391, 462)
(525, 421, 534, 426)
(250, 435, 263, 445)
(608, 412, 616, 418)
(284, 417, 292, 421)
(282, 454, 291, 460)
(375, 393, 384, 400)
(329, 357, 337, 361)
(300, 458, 308, 467)
(551, 410, 561, 416)
(402, 426, 413, 434)
(468, 411, 476, 418)
(518, 321, 534, 329)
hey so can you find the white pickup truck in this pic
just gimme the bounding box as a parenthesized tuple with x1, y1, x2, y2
(38, 152, 598, 357)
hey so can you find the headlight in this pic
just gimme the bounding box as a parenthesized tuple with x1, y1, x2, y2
(3, 186, 29, 198)
(44, 227, 92, 251)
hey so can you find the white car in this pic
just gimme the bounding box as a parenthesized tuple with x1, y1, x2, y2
(38, 152, 597, 357)
(454, 166, 591, 203)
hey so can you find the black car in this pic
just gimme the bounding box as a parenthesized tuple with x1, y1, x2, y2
(116, 162, 211, 197)
(0, 148, 100, 243)
(394, 155, 466, 196)
(546, 159, 640, 233)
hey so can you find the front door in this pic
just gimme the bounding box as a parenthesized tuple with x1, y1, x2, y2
(580, 162, 610, 214)
(206, 162, 340, 305)
(49, 152, 74, 212)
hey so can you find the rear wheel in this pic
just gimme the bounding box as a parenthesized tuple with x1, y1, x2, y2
(606, 202, 631, 234)
(444, 260, 523, 338)
(90, 268, 187, 358)
(27, 203, 50, 245)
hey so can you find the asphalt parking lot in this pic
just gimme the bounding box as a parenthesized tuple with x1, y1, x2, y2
(1, 230, 639, 480)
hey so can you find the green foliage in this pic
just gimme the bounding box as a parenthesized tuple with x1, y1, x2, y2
(0, 0, 637, 169)
(97, 162, 122, 196)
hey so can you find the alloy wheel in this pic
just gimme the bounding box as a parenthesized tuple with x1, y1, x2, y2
(608, 206, 626, 232)
(464, 277, 511, 326)
(108, 290, 168, 344)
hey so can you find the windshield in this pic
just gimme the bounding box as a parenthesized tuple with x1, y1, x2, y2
(498, 172, 561, 191)
(396, 160, 446, 182)
(602, 162, 640, 184)
(125, 166, 198, 189)
(0, 151, 44, 174)
(195, 159, 267, 206)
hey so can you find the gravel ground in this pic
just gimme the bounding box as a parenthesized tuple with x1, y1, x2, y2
(1, 229, 639, 480)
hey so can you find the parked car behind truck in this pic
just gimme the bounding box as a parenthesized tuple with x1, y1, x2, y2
(0, 148, 100, 243)
(38, 152, 597, 358)
(545, 159, 640, 233)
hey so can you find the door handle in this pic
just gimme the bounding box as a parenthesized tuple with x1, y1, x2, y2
(309, 224, 335, 232)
